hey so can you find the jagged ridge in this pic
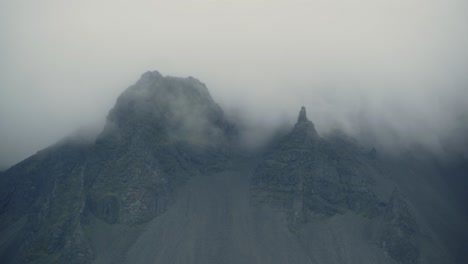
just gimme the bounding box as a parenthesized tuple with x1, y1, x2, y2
(0, 71, 461, 264)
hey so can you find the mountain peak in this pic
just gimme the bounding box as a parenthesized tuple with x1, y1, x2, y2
(293, 106, 319, 140)
(297, 106, 309, 123)
(100, 70, 234, 146)
(137, 70, 163, 84)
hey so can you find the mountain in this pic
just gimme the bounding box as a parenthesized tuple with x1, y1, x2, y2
(0, 71, 466, 264)
(253, 107, 423, 263)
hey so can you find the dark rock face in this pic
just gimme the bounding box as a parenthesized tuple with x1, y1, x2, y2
(0, 71, 235, 263)
(380, 191, 419, 264)
(253, 108, 381, 220)
(0, 142, 92, 263)
(84, 71, 235, 227)
(252, 107, 437, 264)
(0, 71, 464, 264)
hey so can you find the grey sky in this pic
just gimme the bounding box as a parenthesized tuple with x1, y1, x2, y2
(1, 0, 468, 168)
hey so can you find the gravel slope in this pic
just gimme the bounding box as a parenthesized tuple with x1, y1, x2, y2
(91, 161, 396, 264)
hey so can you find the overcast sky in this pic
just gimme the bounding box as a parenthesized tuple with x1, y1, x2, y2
(1, 0, 468, 168)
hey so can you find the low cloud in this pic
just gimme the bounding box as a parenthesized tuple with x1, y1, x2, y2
(1, 0, 467, 168)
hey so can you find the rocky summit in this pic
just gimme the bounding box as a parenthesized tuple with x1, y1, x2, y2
(0, 71, 466, 264)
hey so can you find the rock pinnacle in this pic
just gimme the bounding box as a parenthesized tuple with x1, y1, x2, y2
(297, 106, 309, 123)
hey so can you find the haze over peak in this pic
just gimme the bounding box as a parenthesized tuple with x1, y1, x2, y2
(99, 70, 234, 149)
(1, 1, 468, 167)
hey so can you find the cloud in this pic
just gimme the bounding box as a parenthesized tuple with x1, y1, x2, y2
(0, 0, 467, 168)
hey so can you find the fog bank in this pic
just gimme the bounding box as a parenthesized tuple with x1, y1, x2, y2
(1, 0, 467, 168)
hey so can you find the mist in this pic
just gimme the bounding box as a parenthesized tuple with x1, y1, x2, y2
(1, 0, 468, 169)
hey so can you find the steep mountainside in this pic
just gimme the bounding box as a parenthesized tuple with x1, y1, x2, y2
(252, 107, 448, 264)
(0, 71, 235, 263)
(0, 71, 466, 264)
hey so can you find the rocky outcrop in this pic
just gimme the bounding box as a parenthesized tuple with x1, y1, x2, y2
(0, 72, 461, 264)
(0, 71, 236, 263)
(252, 107, 423, 263)
(253, 107, 379, 219)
